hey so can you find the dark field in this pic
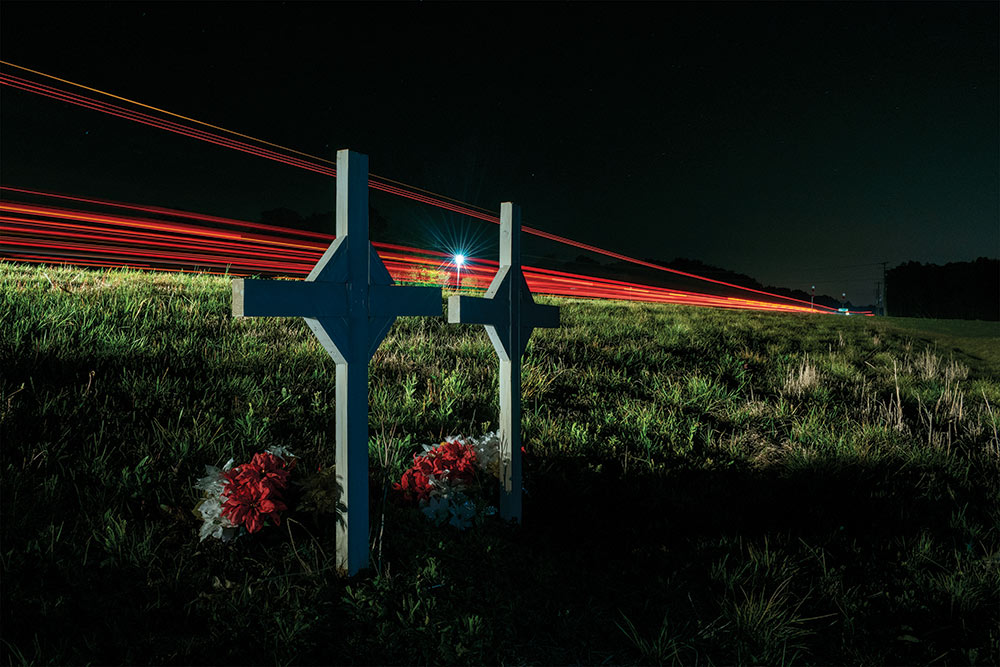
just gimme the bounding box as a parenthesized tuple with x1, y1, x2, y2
(2, 263, 998, 665)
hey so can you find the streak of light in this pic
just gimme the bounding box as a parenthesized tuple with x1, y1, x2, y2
(1, 190, 854, 314)
(0, 60, 498, 217)
(1, 65, 839, 311)
(0, 201, 325, 251)
(1, 186, 334, 240)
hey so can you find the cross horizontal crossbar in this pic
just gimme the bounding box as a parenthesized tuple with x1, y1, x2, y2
(446, 289, 504, 325)
(522, 297, 560, 330)
(232, 279, 347, 318)
(370, 284, 442, 318)
(448, 270, 559, 360)
(232, 280, 441, 321)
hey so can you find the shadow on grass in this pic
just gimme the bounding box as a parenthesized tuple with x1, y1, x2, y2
(2, 448, 997, 665)
(330, 453, 999, 665)
(527, 454, 988, 543)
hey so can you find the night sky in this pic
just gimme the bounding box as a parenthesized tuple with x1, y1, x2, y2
(1, 2, 997, 301)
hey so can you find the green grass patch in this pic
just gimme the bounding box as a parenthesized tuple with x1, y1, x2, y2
(875, 316, 1000, 371)
(2, 262, 999, 665)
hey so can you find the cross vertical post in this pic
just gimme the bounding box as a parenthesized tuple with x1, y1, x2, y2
(231, 149, 442, 575)
(447, 202, 559, 522)
(332, 148, 370, 576)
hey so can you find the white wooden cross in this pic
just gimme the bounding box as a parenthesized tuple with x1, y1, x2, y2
(447, 202, 559, 522)
(231, 149, 442, 575)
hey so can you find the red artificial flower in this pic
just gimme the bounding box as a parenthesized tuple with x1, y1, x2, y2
(393, 440, 479, 504)
(218, 452, 292, 533)
(222, 482, 287, 533)
(394, 466, 433, 502)
(248, 452, 291, 489)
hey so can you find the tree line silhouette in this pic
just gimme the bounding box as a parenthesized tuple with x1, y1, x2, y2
(887, 257, 998, 321)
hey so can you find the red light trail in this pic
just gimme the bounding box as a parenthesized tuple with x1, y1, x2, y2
(0, 61, 861, 315)
(0, 67, 499, 222)
(1, 189, 853, 315)
(1, 186, 334, 240)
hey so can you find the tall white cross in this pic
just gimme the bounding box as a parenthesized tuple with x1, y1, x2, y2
(447, 202, 559, 521)
(231, 149, 442, 575)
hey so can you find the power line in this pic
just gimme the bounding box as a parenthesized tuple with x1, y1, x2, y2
(776, 260, 888, 273)
(0, 61, 497, 216)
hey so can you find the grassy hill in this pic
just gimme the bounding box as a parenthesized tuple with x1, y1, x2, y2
(2, 262, 998, 665)
(875, 316, 1000, 372)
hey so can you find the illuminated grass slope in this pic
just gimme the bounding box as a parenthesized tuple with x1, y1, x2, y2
(1, 262, 998, 665)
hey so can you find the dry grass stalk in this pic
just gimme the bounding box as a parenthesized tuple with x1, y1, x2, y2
(783, 358, 820, 398)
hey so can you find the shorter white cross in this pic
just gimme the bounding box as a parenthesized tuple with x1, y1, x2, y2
(448, 202, 559, 521)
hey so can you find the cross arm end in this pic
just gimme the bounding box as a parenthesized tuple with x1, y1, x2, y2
(447, 293, 505, 326)
(531, 302, 560, 329)
(232, 279, 246, 317)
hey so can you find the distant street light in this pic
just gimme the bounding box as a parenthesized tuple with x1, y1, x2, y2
(454, 254, 465, 290)
(811, 285, 815, 309)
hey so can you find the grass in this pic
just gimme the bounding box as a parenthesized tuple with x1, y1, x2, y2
(874, 316, 1000, 372)
(2, 261, 999, 665)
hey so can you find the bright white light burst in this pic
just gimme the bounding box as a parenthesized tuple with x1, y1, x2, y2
(454, 254, 466, 266)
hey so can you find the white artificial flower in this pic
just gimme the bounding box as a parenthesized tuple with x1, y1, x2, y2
(266, 445, 296, 462)
(427, 474, 463, 499)
(196, 496, 236, 541)
(421, 493, 478, 530)
(468, 432, 500, 473)
(421, 497, 451, 526)
(195, 467, 223, 496)
(194, 459, 235, 493)
(194, 459, 236, 541)
(448, 498, 477, 530)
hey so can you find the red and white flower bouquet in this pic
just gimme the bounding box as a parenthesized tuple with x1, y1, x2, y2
(393, 432, 501, 529)
(194, 445, 296, 541)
